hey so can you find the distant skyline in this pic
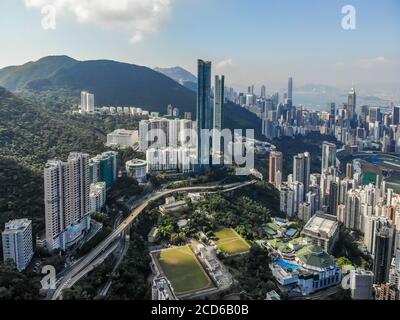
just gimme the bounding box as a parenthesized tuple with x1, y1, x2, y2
(0, 0, 399, 93)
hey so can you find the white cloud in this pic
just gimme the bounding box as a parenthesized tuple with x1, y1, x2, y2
(24, 0, 172, 44)
(357, 56, 386, 69)
(216, 58, 234, 70)
(334, 57, 387, 69)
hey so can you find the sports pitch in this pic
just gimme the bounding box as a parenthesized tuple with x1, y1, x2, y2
(158, 246, 214, 295)
(214, 228, 251, 255)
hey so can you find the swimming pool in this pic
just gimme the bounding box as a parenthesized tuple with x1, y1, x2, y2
(273, 259, 300, 270)
(366, 157, 384, 164)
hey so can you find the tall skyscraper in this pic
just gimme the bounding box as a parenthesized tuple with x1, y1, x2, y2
(269, 150, 283, 187)
(260, 85, 266, 99)
(196, 60, 212, 167)
(44, 152, 91, 251)
(328, 102, 336, 117)
(287, 77, 293, 106)
(328, 181, 339, 216)
(213, 75, 225, 157)
(393, 106, 400, 125)
(293, 152, 310, 199)
(373, 224, 394, 284)
(213, 75, 225, 131)
(2, 219, 34, 271)
(348, 88, 356, 122)
(321, 142, 337, 172)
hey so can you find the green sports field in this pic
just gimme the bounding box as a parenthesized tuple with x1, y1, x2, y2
(158, 246, 213, 295)
(214, 228, 251, 255)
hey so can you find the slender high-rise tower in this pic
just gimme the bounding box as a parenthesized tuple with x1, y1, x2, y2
(293, 152, 310, 199)
(348, 88, 357, 126)
(393, 106, 400, 125)
(321, 142, 337, 172)
(196, 60, 212, 167)
(269, 150, 283, 187)
(373, 224, 394, 284)
(261, 85, 266, 99)
(287, 77, 293, 106)
(213, 75, 225, 132)
(213, 75, 225, 157)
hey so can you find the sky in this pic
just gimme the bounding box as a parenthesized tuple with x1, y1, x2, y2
(0, 0, 399, 92)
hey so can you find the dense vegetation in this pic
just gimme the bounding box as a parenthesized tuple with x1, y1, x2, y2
(0, 87, 143, 253)
(156, 183, 280, 244)
(0, 262, 41, 300)
(223, 245, 279, 300)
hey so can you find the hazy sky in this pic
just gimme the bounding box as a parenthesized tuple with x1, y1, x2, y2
(0, 0, 399, 90)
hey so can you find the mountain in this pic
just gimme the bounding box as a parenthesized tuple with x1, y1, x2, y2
(0, 55, 77, 91)
(0, 57, 196, 114)
(0, 56, 263, 137)
(154, 66, 197, 84)
(154, 66, 198, 92)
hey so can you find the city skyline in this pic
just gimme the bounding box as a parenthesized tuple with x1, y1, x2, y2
(2, 0, 400, 306)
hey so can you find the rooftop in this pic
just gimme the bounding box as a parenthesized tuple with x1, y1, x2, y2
(126, 159, 147, 167)
(301, 214, 339, 239)
(3, 219, 31, 233)
(296, 245, 335, 269)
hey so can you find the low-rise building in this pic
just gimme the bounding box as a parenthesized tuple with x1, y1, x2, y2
(268, 244, 342, 296)
(148, 227, 159, 243)
(295, 245, 342, 295)
(266, 290, 281, 300)
(159, 198, 188, 215)
(126, 159, 148, 182)
(152, 277, 177, 300)
(188, 193, 202, 203)
(106, 129, 138, 148)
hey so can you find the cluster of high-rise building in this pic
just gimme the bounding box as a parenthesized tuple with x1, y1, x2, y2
(279, 141, 400, 286)
(247, 81, 400, 150)
(274, 128, 400, 299)
(138, 59, 226, 174)
(329, 90, 400, 153)
(269, 82, 400, 298)
(43, 151, 118, 251)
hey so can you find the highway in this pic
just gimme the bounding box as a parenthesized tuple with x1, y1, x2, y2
(50, 180, 256, 300)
